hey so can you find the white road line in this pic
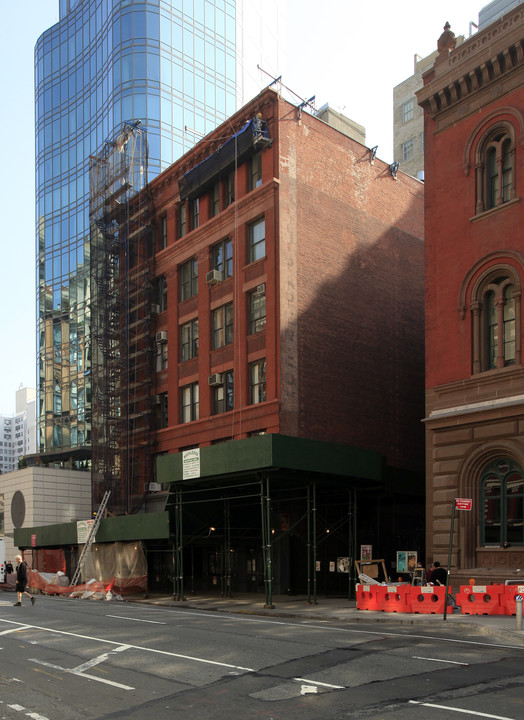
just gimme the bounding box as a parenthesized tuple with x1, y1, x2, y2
(106, 614, 166, 624)
(409, 700, 517, 718)
(8, 706, 25, 712)
(30, 659, 134, 690)
(26, 713, 49, 720)
(293, 676, 345, 689)
(412, 656, 469, 665)
(0, 625, 32, 636)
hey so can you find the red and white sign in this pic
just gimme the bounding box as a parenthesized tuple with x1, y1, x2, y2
(455, 498, 472, 511)
(31, 534, 37, 547)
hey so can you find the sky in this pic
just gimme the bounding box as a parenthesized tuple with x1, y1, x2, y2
(0, 0, 485, 415)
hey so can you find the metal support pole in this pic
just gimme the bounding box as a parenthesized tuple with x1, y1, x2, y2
(306, 485, 311, 605)
(312, 482, 317, 605)
(265, 476, 274, 608)
(444, 500, 456, 621)
(260, 478, 269, 606)
(516, 596, 523, 631)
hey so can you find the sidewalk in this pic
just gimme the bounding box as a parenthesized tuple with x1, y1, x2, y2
(125, 591, 524, 647)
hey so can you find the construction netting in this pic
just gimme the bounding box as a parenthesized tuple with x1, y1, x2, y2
(24, 541, 147, 597)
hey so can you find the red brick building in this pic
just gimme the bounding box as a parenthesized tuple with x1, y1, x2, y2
(141, 87, 425, 594)
(418, 6, 524, 584)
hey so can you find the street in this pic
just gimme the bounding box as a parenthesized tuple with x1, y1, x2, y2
(1, 595, 524, 719)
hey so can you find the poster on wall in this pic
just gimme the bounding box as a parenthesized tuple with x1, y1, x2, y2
(77, 519, 94, 544)
(396, 550, 417, 573)
(183, 448, 200, 479)
(360, 545, 372, 561)
(337, 557, 350, 573)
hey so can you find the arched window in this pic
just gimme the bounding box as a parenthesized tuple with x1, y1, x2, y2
(475, 125, 515, 214)
(470, 268, 521, 374)
(480, 459, 524, 546)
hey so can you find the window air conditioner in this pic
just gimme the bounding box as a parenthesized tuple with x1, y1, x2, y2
(255, 283, 265, 295)
(151, 304, 161, 314)
(206, 269, 223, 285)
(208, 373, 223, 386)
(155, 330, 168, 343)
(149, 482, 162, 492)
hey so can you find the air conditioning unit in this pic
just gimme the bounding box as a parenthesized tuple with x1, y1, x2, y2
(155, 330, 168, 343)
(149, 482, 162, 492)
(206, 269, 223, 285)
(208, 373, 223, 386)
(151, 304, 161, 314)
(255, 283, 266, 295)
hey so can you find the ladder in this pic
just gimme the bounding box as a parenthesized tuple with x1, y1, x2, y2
(70, 491, 111, 586)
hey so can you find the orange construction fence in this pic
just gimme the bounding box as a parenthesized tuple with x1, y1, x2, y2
(456, 584, 506, 616)
(411, 586, 454, 614)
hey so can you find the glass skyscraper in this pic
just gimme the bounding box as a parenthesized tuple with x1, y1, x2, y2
(35, 0, 284, 458)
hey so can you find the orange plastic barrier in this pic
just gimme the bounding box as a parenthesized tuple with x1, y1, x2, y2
(356, 584, 385, 611)
(411, 586, 453, 614)
(380, 585, 413, 613)
(456, 584, 506, 615)
(503, 585, 524, 616)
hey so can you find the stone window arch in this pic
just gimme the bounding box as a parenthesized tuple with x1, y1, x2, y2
(474, 121, 516, 214)
(480, 458, 524, 547)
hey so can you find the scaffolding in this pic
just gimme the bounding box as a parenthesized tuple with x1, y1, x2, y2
(89, 121, 155, 516)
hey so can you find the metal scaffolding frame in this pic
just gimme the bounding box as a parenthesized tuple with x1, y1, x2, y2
(89, 121, 155, 515)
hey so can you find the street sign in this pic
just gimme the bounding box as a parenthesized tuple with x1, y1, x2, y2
(455, 498, 472, 511)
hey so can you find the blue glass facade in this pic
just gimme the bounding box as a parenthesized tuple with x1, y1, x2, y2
(35, 0, 251, 455)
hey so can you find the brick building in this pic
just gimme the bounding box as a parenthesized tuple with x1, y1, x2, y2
(16, 87, 425, 596)
(417, 5, 524, 584)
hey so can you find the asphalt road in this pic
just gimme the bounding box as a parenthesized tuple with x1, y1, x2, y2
(1, 595, 524, 720)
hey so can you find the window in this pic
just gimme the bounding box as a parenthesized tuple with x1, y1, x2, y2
(181, 382, 199, 423)
(249, 286, 266, 333)
(180, 318, 199, 362)
(225, 171, 234, 207)
(160, 214, 168, 250)
(156, 341, 168, 371)
(250, 359, 266, 404)
(475, 274, 518, 372)
(475, 125, 515, 213)
(178, 203, 186, 238)
(248, 218, 265, 263)
(250, 152, 262, 190)
(180, 258, 198, 301)
(191, 197, 199, 230)
(212, 302, 233, 349)
(402, 98, 414, 123)
(481, 458, 524, 546)
(212, 238, 232, 279)
(156, 392, 168, 429)
(156, 275, 167, 311)
(402, 138, 414, 162)
(212, 370, 234, 414)
(211, 182, 220, 217)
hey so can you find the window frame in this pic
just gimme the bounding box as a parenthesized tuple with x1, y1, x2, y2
(480, 458, 524, 547)
(248, 217, 265, 264)
(402, 138, 414, 162)
(212, 370, 234, 415)
(248, 286, 266, 334)
(211, 237, 233, 279)
(177, 203, 187, 238)
(474, 123, 516, 214)
(180, 318, 199, 362)
(180, 258, 198, 301)
(180, 382, 199, 423)
(402, 98, 414, 124)
(160, 214, 168, 250)
(250, 152, 262, 190)
(250, 358, 266, 404)
(212, 302, 233, 349)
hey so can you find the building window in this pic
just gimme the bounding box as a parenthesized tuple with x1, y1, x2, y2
(212, 370, 234, 414)
(180, 258, 198, 301)
(225, 171, 235, 207)
(212, 302, 233, 349)
(211, 182, 220, 217)
(191, 197, 199, 230)
(471, 272, 519, 373)
(212, 238, 232, 279)
(249, 286, 266, 333)
(160, 214, 168, 250)
(475, 125, 515, 214)
(402, 98, 414, 123)
(155, 275, 167, 311)
(481, 458, 524, 546)
(250, 152, 262, 190)
(156, 341, 168, 371)
(402, 138, 414, 162)
(180, 318, 199, 362)
(181, 382, 199, 423)
(250, 359, 266, 404)
(178, 203, 186, 238)
(156, 392, 168, 429)
(248, 218, 265, 263)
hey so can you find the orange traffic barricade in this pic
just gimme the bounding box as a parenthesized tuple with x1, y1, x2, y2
(356, 584, 385, 611)
(503, 584, 524, 616)
(380, 585, 413, 613)
(456, 584, 506, 615)
(411, 586, 453, 614)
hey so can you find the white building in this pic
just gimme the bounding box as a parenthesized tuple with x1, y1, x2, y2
(0, 386, 37, 474)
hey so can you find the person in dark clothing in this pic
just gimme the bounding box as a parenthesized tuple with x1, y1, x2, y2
(13, 554, 35, 606)
(429, 561, 448, 586)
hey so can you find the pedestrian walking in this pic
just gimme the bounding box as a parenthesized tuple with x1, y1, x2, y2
(13, 554, 35, 606)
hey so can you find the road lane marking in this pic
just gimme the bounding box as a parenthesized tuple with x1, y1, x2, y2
(106, 614, 166, 624)
(30, 659, 134, 690)
(412, 656, 469, 665)
(409, 700, 516, 718)
(0, 625, 32, 636)
(293, 677, 345, 689)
